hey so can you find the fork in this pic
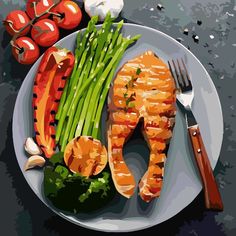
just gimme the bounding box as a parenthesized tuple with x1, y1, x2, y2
(168, 59, 223, 211)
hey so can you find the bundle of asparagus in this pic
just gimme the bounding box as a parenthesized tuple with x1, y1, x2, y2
(55, 13, 140, 150)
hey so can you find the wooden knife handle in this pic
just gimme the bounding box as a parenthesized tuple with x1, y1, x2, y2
(188, 125, 223, 211)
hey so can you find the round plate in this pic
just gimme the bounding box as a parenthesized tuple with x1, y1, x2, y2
(12, 24, 223, 232)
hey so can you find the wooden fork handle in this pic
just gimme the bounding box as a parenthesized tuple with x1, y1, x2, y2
(188, 125, 223, 211)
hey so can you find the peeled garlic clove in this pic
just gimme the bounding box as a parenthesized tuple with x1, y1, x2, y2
(24, 137, 42, 155)
(24, 155, 45, 171)
(84, 0, 124, 22)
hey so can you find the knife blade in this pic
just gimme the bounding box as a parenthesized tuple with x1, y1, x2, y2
(185, 109, 197, 127)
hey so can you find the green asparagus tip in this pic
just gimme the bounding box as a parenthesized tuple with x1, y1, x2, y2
(87, 16, 98, 31)
(91, 15, 99, 22)
(105, 11, 112, 20)
(131, 34, 142, 41)
(76, 32, 81, 47)
(116, 20, 124, 29)
(118, 19, 124, 25)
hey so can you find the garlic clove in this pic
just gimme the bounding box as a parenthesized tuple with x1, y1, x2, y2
(84, 0, 124, 22)
(24, 137, 42, 155)
(24, 155, 46, 171)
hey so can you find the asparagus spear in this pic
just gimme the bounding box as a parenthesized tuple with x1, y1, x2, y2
(82, 34, 124, 136)
(59, 118, 68, 146)
(61, 54, 94, 149)
(77, 40, 128, 139)
(59, 14, 113, 144)
(56, 22, 97, 121)
(59, 62, 105, 149)
(74, 85, 94, 137)
(69, 33, 96, 94)
(58, 45, 89, 116)
(61, 36, 99, 143)
(67, 93, 85, 144)
(89, 13, 112, 74)
(65, 13, 112, 117)
(56, 81, 69, 120)
(55, 33, 98, 142)
(70, 32, 81, 79)
(67, 16, 98, 91)
(78, 28, 114, 137)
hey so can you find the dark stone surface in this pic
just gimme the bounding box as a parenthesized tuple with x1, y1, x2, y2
(0, 0, 235, 235)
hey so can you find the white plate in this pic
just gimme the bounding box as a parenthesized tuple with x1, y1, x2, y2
(12, 24, 223, 232)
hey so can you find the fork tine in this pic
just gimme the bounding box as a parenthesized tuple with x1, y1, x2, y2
(172, 59, 184, 88)
(177, 59, 188, 87)
(168, 58, 193, 93)
(168, 61, 179, 89)
(181, 58, 192, 88)
(168, 61, 180, 90)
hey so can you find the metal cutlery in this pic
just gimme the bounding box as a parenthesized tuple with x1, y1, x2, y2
(168, 58, 223, 211)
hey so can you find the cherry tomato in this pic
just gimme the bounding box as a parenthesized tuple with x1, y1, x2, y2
(26, 0, 55, 19)
(3, 10, 31, 36)
(52, 1, 82, 30)
(12, 37, 40, 64)
(31, 19, 59, 47)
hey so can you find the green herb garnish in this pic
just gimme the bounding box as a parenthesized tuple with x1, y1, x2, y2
(44, 163, 116, 213)
(123, 68, 142, 110)
(125, 92, 136, 107)
(136, 68, 142, 75)
(128, 102, 135, 108)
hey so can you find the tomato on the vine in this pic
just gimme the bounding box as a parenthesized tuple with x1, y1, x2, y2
(3, 10, 31, 36)
(12, 37, 40, 64)
(5, 0, 83, 65)
(52, 1, 82, 30)
(26, 0, 55, 19)
(31, 19, 59, 47)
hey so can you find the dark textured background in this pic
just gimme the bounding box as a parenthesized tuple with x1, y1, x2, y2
(0, 0, 236, 235)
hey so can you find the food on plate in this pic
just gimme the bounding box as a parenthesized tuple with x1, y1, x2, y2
(3, 0, 82, 64)
(41, 14, 139, 213)
(11, 36, 40, 64)
(19, 8, 176, 213)
(31, 19, 60, 47)
(3, 10, 31, 36)
(107, 51, 176, 201)
(33, 46, 75, 158)
(44, 152, 115, 213)
(84, 0, 124, 21)
(56, 14, 140, 150)
(52, 0, 82, 29)
(22, 13, 141, 213)
(24, 155, 46, 171)
(64, 136, 107, 176)
(24, 137, 42, 155)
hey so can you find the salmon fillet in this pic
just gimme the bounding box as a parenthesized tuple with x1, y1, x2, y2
(107, 51, 176, 201)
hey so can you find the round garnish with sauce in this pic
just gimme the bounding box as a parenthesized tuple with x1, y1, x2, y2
(64, 136, 107, 177)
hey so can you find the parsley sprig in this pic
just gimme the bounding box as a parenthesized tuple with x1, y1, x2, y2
(123, 68, 142, 110)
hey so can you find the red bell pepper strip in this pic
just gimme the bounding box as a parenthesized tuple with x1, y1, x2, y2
(32, 46, 75, 158)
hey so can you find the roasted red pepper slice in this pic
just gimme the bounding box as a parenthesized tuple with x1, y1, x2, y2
(33, 46, 75, 158)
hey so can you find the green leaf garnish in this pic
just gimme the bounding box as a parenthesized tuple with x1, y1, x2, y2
(136, 68, 142, 75)
(49, 152, 64, 166)
(123, 93, 128, 98)
(55, 165, 69, 179)
(128, 103, 135, 108)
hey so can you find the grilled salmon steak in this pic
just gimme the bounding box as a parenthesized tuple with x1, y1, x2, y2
(107, 51, 176, 201)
